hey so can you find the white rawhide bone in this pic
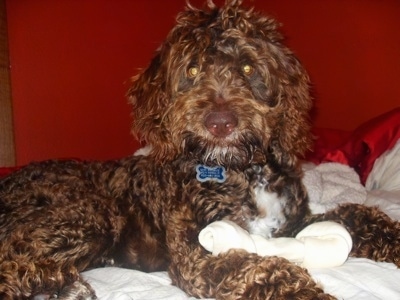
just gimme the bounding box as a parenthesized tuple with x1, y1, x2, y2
(199, 220, 352, 268)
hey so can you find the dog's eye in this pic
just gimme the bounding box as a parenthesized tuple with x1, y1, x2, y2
(187, 66, 200, 78)
(242, 64, 254, 76)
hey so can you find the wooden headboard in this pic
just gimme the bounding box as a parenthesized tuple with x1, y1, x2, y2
(0, 0, 15, 167)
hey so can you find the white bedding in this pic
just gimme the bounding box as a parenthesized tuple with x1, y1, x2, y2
(82, 140, 400, 300)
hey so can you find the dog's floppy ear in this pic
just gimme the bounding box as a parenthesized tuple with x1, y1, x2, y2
(127, 3, 219, 163)
(127, 49, 177, 163)
(273, 49, 313, 163)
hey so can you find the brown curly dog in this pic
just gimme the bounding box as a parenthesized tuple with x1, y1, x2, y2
(1, 0, 399, 299)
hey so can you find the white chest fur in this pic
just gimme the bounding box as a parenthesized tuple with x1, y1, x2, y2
(248, 182, 287, 238)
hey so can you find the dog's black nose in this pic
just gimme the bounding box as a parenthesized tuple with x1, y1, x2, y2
(205, 111, 238, 137)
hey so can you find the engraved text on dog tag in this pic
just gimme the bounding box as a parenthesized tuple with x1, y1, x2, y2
(196, 165, 226, 183)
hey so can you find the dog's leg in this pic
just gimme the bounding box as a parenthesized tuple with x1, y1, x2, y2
(168, 242, 335, 299)
(166, 209, 335, 300)
(30, 277, 96, 300)
(308, 203, 400, 267)
(0, 198, 117, 299)
(0, 248, 99, 300)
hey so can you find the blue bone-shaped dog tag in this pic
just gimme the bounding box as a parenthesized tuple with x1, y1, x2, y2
(196, 165, 226, 183)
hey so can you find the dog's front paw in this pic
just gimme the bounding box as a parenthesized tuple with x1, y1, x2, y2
(48, 280, 97, 300)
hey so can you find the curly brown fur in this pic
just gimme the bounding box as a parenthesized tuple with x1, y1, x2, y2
(0, 0, 399, 299)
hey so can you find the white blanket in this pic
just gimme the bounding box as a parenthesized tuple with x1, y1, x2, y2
(302, 162, 366, 214)
(83, 141, 400, 300)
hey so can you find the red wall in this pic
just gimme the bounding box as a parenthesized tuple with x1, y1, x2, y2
(5, 0, 400, 166)
(262, 0, 400, 130)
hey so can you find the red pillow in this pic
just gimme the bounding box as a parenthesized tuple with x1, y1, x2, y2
(309, 107, 400, 184)
(306, 128, 351, 164)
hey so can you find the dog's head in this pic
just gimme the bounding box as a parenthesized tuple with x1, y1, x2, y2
(128, 0, 312, 169)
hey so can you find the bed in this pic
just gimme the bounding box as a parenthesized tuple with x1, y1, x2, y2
(1, 108, 400, 299)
